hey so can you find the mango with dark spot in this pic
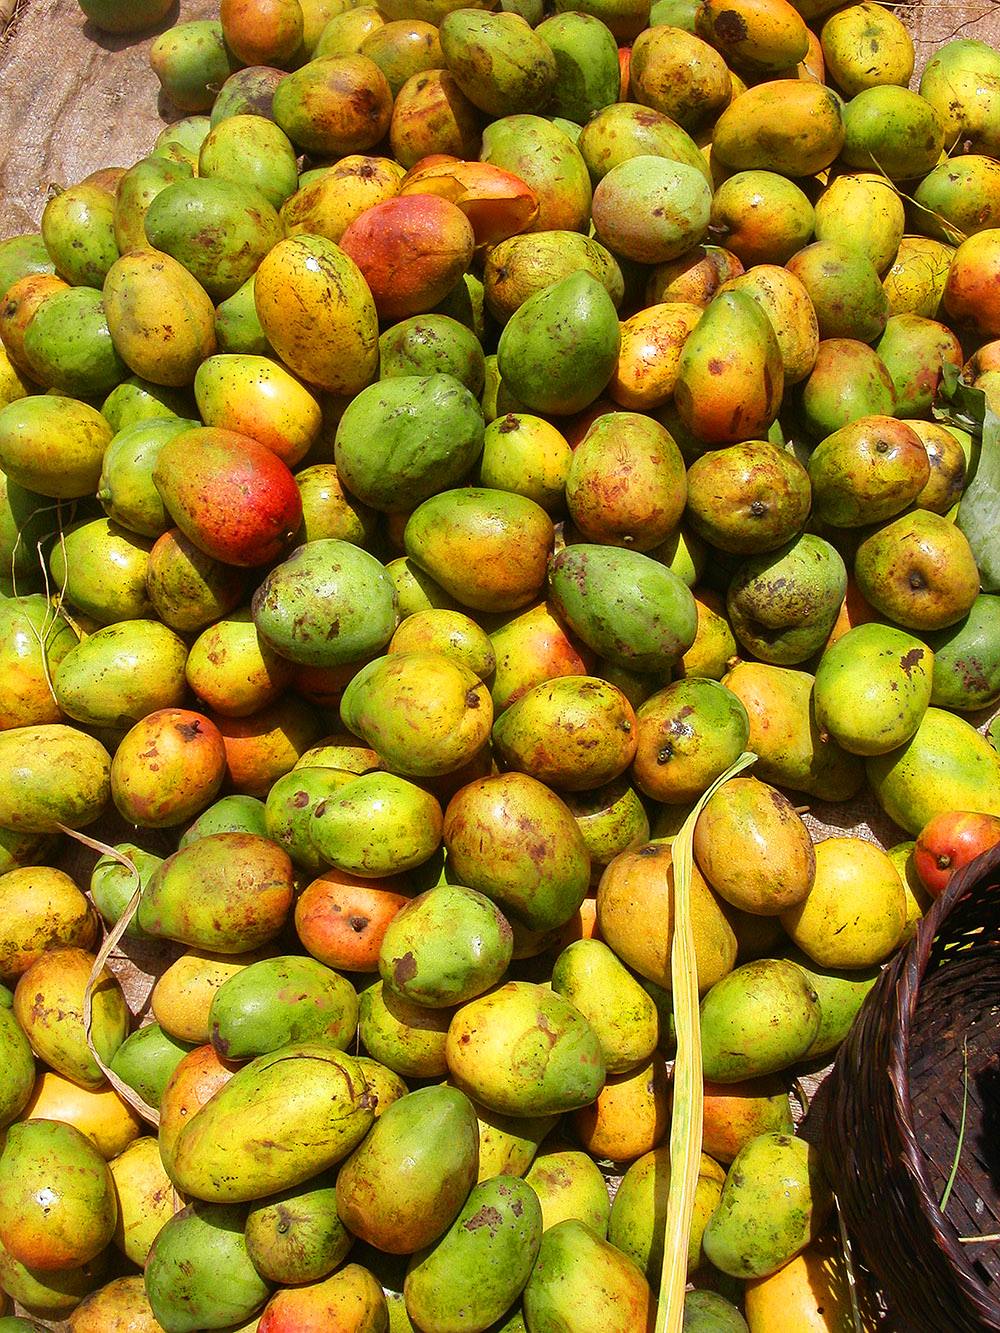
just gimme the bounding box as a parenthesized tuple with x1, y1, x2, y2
(446, 979, 605, 1117)
(168, 1042, 375, 1203)
(924, 592, 1000, 712)
(727, 533, 847, 666)
(853, 509, 979, 632)
(813, 622, 932, 756)
(696, 0, 809, 74)
(839, 84, 944, 182)
(522, 1218, 654, 1333)
(439, 9, 556, 118)
(631, 677, 750, 804)
(479, 114, 592, 234)
(264, 766, 357, 875)
(336, 1084, 479, 1253)
(523, 1145, 611, 1235)
(874, 312, 964, 419)
(702, 1131, 832, 1278)
(628, 25, 731, 134)
(244, 1167, 352, 1285)
(273, 53, 394, 157)
(404, 1174, 542, 1331)
(209, 954, 360, 1060)
(0, 722, 111, 834)
(685, 439, 810, 556)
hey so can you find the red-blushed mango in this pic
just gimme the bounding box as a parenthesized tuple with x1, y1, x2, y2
(0, 272, 70, 377)
(111, 706, 227, 828)
(807, 414, 931, 527)
(712, 80, 845, 176)
(153, 425, 302, 567)
(339, 194, 475, 324)
(209, 694, 326, 797)
(399, 158, 539, 248)
(944, 228, 1000, 338)
(390, 70, 483, 169)
(272, 54, 394, 156)
(221, 0, 303, 66)
(489, 599, 595, 715)
(709, 170, 815, 268)
(609, 301, 703, 409)
(296, 867, 411, 972)
(280, 154, 404, 244)
(0, 864, 98, 980)
(702, 1075, 795, 1164)
(103, 248, 216, 388)
(194, 354, 322, 467)
(255, 233, 379, 395)
(684, 439, 811, 555)
(257, 1263, 388, 1333)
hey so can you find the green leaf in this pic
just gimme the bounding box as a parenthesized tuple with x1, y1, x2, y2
(933, 362, 987, 436)
(957, 400, 1000, 592)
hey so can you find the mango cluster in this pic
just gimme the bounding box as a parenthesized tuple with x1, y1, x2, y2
(1, 0, 1000, 1328)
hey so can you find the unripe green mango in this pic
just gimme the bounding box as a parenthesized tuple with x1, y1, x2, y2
(151, 114, 212, 171)
(702, 1132, 833, 1278)
(209, 954, 359, 1060)
(0, 1234, 109, 1319)
(379, 316, 485, 396)
(534, 12, 620, 124)
(108, 1022, 195, 1111)
(446, 980, 605, 1117)
(145, 1201, 271, 1333)
(49, 516, 154, 624)
(439, 9, 557, 117)
(0, 723, 111, 833)
(168, 1043, 376, 1203)
(782, 946, 879, 1060)
(113, 155, 194, 254)
(252, 538, 400, 668)
(548, 544, 698, 673)
(336, 1084, 480, 1253)
(0, 394, 112, 500)
(480, 113, 592, 234)
(264, 766, 356, 875)
(496, 270, 620, 416)
(244, 1167, 351, 1286)
(40, 182, 119, 288)
(522, 1218, 654, 1333)
(358, 980, 453, 1080)
(550, 938, 658, 1073)
(700, 958, 822, 1081)
(814, 623, 933, 756)
(144, 177, 284, 302)
(577, 102, 712, 189)
(0, 233, 56, 303)
(404, 1175, 542, 1332)
(149, 20, 239, 113)
(21, 285, 127, 398)
(335, 372, 485, 512)
(866, 706, 1000, 834)
(591, 156, 712, 266)
(215, 274, 271, 356)
(310, 771, 444, 877)
(198, 114, 299, 212)
(137, 831, 295, 953)
(97, 416, 197, 538)
(727, 534, 847, 666)
(179, 793, 268, 847)
(924, 593, 1000, 711)
(52, 619, 188, 730)
(341, 651, 493, 778)
(840, 85, 945, 181)
(0, 1006, 35, 1128)
(379, 883, 513, 1008)
(90, 841, 162, 940)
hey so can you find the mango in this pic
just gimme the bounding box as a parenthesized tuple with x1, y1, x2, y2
(20, 285, 127, 398)
(109, 1138, 175, 1261)
(103, 248, 216, 387)
(439, 11, 556, 117)
(210, 954, 359, 1059)
(608, 1148, 725, 1279)
(53, 618, 188, 730)
(108, 1023, 195, 1111)
(628, 26, 731, 133)
(572, 1050, 670, 1161)
(919, 36, 1000, 157)
(479, 114, 592, 234)
(150, 21, 237, 113)
(484, 231, 623, 327)
(40, 181, 119, 288)
(0, 1235, 108, 1320)
(244, 1168, 352, 1285)
(311, 771, 444, 877)
(257, 1262, 388, 1331)
(854, 509, 980, 632)
(814, 623, 933, 755)
(522, 1219, 654, 1333)
(0, 594, 79, 732)
(0, 1006, 35, 1129)
(272, 54, 394, 157)
(0, 394, 112, 500)
(66, 1273, 166, 1333)
(17, 1067, 141, 1160)
(0, 723, 111, 834)
(169, 1043, 375, 1202)
(524, 1146, 611, 1236)
(145, 1201, 272, 1333)
(336, 1084, 479, 1253)
(446, 980, 605, 1117)
(97, 415, 195, 539)
(712, 81, 845, 176)
(702, 1132, 833, 1278)
(358, 979, 453, 1079)
(699, 958, 821, 1081)
(925, 593, 1000, 711)
(404, 1175, 542, 1332)
(591, 156, 712, 265)
(702, 1076, 795, 1165)
(631, 678, 750, 804)
(840, 84, 945, 180)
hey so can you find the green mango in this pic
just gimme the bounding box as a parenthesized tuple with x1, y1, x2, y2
(244, 1167, 352, 1285)
(674, 290, 784, 447)
(577, 102, 712, 189)
(113, 154, 194, 254)
(0, 473, 62, 585)
(336, 1084, 480, 1253)
(358, 980, 453, 1079)
(49, 516, 154, 624)
(198, 114, 299, 212)
(149, 21, 239, 113)
(0, 723, 111, 833)
(0, 1318, 49, 1332)
(548, 544, 698, 673)
(700, 958, 822, 1082)
(209, 954, 359, 1059)
(523, 1147, 612, 1236)
(137, 831, 295, 953)
(108, 1022, 195, 1111)
(0, 1005, 35, 1128)
(21, 285, 127, 398)
(608, 1147, 725, 1280)
(840, 85, 945, 181)
(0, 593, 78, 731)
(152, 115, 213, 171)
(335, 372, 484, 513)
(252, 538, 400, 668)
(52, 619, 188, 729)
(786, 240, 889, 344)
(550, 938, 658, 1073)
(439, 9, 556, 116)
(40, 182, 119, 288)
(727, 534, 847, 667)
(874, 313, 963, 418)
(446, 980, 605, 1117)
(534, 12, 619, 124)
(0, 394, 113, 500)
(496, 270, 620, 416)
(179, 793, 268, 847)
(521, 1219, 654, 1333)
(145, 1201, 271, 1333)
(795, 337, 897, 440)
(264, 766, 357, 874)
(90, 842, 163, 940)
(404, 1175, 542, 1332)
(924, 593, 1000, 711)
(101, 377, 193, 434)
(0, 234, 56, 303)
(168, 1043, 375, 1203)
(379, 316, 486, 396)
(97, 415, 196, 539)
(144, 177, 283, 302)
(215, 274, 272, 356)
(683, 1290, 749, 1332)
(867, 706, 1000, 834)
(310, 771, 444, 877)
(702, 1131, 833, 1278)
(484, 231, 623, 326)
(813, 622, 933, 756)
(854, 509, 980, 632)
(210, 64, 285, 124)
(0, 1234, 108, 1319)
(781, 946, 880, 1060)
(919, 37, 1000, 157)
(591, 155, 712, 266)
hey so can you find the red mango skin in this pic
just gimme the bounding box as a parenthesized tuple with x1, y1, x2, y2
(256, 1263, 389, 1332)
(913, 811, 1000, 897)
(152, 426, 303, 568)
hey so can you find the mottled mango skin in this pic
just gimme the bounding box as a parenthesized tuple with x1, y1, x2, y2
(522, 1218, 654, 1333)
(0, 723, 111, 833)
(243, 1168, 352, 1286)
(700, 959, 822, 1082)
(210, 954, 359, 1059)
(712, 81, 845, 177)
(256, 1263, 389, 1333)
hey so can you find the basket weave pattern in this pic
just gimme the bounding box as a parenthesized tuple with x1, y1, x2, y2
(825, 844, 1000, 1333)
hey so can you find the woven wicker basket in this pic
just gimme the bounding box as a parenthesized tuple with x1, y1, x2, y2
(824, 842, 1000, 1333)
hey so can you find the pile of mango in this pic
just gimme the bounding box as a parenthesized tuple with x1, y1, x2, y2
(2, 0, 1000, 1326)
